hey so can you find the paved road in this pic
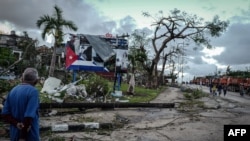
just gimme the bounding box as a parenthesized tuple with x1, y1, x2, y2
(187, 84, 250, 105)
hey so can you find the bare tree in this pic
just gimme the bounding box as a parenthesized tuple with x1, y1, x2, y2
(142, 9, 229, 87)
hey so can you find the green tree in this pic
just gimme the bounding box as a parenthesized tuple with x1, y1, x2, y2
(0, 48, 16, 68)
(128, 30, 150, 74)
(142, 9, 229, 87)
(0, 31, 38, 76)
(36, 5, 77, 77)
(128, 30, 151, 86)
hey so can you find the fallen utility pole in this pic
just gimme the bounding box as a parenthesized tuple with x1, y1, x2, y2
(40, 102, 175, 109)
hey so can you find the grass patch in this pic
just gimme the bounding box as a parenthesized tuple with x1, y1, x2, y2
(118, 82, 166, 103)
(179, 88, 207, 111)
(183, 88, 208, 100)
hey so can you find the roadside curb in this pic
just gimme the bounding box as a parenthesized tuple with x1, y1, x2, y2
(40, 122, 113, 132)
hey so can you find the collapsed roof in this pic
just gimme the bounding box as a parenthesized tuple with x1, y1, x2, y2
(83, 34, 115, 62)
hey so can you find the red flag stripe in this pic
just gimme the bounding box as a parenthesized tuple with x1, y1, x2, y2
(66, 46, 78, 68)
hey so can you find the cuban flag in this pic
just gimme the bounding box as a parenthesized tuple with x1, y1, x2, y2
(65, 46, 107, 72)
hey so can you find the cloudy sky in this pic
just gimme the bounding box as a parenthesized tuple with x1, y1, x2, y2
(1, 0, 250, 82)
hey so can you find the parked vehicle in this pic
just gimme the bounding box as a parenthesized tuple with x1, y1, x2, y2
(191, 76, 250, 94)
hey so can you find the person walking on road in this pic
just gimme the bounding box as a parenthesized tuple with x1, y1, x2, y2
(240, 84, 245, 96)
(223, 85, 227, 96)
(209, 83, 213, 94)
(1, 68, 40, 141)
(212, 84, 217, 96)
(217, 84, 222, 96)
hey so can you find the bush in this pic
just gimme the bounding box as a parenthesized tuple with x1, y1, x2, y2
(80, 73, 111, 98)
(0, 79, 20, 93)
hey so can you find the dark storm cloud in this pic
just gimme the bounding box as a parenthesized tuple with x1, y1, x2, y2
(212, 23, 250, 65)
(0, 0, 55, 29)
(211, 5, 250, 66)
(0, 0, 109, 30)
(0, 0, 137, 45)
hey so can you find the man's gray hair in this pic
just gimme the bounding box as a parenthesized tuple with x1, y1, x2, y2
(22, 68, 39, 83)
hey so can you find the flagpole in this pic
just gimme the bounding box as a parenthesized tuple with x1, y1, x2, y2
(73, 70, 76, 82)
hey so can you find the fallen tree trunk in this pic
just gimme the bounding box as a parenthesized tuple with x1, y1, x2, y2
(40, 102, 175, 109)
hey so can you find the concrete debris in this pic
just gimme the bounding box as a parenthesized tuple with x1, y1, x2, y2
(48, 109, 58, 116)
(65, 84, 87, 97)
(66, 85, 77, 96)
(41, 77, 61, 94)
(53, 93, 61, 97)
(84, 122, 100, 129)
(41, 77, 88, 103)
(41, 76, 83, 95)
(76, 84, 88, 97)
(51, 124, 69, 132)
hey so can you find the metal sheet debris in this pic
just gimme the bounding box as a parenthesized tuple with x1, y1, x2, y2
(41, 77, 61, 94)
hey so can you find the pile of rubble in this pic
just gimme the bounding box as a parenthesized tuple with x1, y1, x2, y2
(40, 76, 107, 103)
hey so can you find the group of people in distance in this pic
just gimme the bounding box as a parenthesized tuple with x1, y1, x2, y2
(209, 83, 228, 96)
(209, 83, 247, 97)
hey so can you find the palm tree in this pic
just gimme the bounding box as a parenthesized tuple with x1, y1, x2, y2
(36, 5, 77, 77)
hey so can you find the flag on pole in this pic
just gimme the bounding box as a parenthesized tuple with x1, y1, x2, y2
(65, 46, 78, 69)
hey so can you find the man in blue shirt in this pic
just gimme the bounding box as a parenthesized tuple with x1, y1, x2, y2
(1, 68, 40, 141)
